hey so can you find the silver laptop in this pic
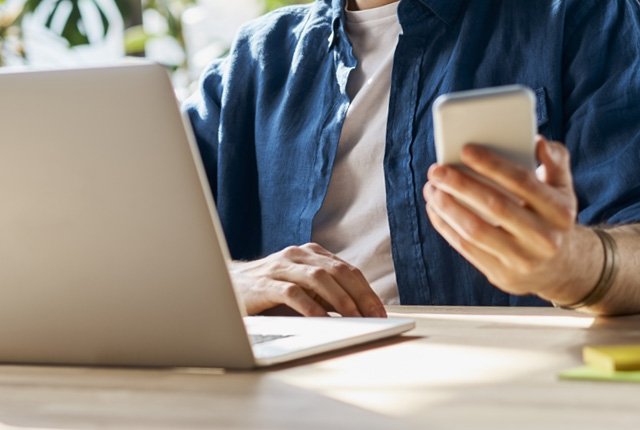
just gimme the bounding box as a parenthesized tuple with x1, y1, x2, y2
(0, 62, 414, 369)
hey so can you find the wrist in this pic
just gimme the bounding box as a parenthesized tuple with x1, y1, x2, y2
(552, 228, 619, 310)
(537, 225, 603, 306)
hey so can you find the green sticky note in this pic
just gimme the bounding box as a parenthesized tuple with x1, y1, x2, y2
(559, 365, 640, 383)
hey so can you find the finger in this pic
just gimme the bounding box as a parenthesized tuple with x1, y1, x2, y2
(427, 167, 562, 258)
(425, 183, 543, 267)
(459, 142, 575, 229)
(309, 292, 337, 313)
(273, 259, 364, 317)
(301, 243, 380, 297)
(260, 304, 304, 317)
(296, 244, 387, 318)
(535, 136, 573, 188)
(425, 203, 505, 284)
(533, 138, 577, 228)
(322, 260, 387, 318)
(276, 282, 331, 317)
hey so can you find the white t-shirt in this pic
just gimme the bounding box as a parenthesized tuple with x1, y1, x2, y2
(311, 2, 402, 305)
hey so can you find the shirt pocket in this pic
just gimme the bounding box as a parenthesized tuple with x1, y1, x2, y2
(534, 87, 552, 139)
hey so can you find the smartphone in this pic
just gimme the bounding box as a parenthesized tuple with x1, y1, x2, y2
(433, 85, 537, 169)
(431, 85, 538, 223)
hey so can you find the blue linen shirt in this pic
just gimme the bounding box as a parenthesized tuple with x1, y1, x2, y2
(183, 0, 640, 306)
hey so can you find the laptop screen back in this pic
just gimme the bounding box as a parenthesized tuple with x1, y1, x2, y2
(0, 63, 254, 368)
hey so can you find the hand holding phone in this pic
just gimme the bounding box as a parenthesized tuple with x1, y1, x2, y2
(431, 85, 538, 224)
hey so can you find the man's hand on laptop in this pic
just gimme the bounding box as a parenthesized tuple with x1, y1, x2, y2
(229, 243, 387, 318)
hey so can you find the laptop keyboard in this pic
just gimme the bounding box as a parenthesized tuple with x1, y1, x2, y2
(249, 334, 293, 345)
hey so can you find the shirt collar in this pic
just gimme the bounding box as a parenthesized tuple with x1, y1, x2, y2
(330, 0, 464, 26)
(327, 0, 464, 49)
(417, 0, 465, 26)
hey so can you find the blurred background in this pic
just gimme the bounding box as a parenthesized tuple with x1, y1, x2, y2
(0, 0, 311, 98)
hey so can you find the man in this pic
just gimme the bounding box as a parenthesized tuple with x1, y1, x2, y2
(183, 0, 640, 317)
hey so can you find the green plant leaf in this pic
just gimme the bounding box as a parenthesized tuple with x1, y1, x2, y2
(112, 0, 129, 19)
(23, 0, 45, 14)
(96, 0, 110, 36)
(264, 0, 312, 13)
(44, 0, 63, 29)
(60, 0, 90, 45)
(26, 0, 130, 48)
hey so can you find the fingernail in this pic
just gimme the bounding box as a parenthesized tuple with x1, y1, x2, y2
(423, 183, 433, 200)
(546, 141, 563, 165)
(374, 307, 387, 318)
(431, 166, 447, 181)
(461, 145, 480, 162)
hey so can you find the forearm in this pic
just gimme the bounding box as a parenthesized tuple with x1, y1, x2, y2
(541, 224, 640, 316)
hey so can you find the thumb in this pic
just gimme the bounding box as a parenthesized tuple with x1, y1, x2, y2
(535, 135, 573, 188)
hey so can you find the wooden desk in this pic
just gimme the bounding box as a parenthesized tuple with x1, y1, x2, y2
(0, 306, 639, 429)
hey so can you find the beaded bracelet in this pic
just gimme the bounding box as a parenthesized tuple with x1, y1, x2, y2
(553, 228, 619, 310)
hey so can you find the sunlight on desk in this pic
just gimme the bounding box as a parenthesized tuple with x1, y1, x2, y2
(270, 308, 606, 422)
(272, 338, 559, 417)
(409, 312, 596, 329)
